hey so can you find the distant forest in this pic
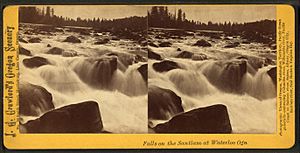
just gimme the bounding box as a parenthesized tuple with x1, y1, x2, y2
(19, 6, 276, 36)
(19, 6, 147, 32)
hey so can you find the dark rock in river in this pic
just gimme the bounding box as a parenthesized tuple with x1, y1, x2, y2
(264, 58, 276, 66)
(47, 44, 51, 47)
(22, 101, 103, 133)
(111, 36, 120, 41)
(210, 34, 222, 39)
(224, 42, 240, 48)
(47, 47, 64, 55)
(159, 42, 172, 47)
(192, 53, 208, 61)
(19, 37, 28, 43)
(73, 56, 117, 89)
(80, 31, 90, 36)
(148, 49, 162, 60)
(28, 37, 42, 43)
(235, 55, 266, 71)
(153, 60, 181, 72)
(220, 60, 247, 92)
(269, 43, 276, 50)
(154, 104, 232, 133)
(223, 37, 230, 40)
(139, 40, 148, 46)
(94, 38, 110, 45)
(204, 59, 247, 93)
(177, 48, 181, 51)
(176, 51, 194, 59)
(63, 36, 81, 43)
(19, 46, 32, 56)
(148, 42, 158, 47)
(134, 54, 147, 63)
(148, 86, 184, 120)
(62, 50, 78, 57)
(23, 56, 51, 68)
(193, 39, 212, 47)
(105, 52, 138, 69)
(19, 82, 54, 116)
(242, 41, 250, 44)
(267, 67, 276, 84)
(137, 64, 147, 82)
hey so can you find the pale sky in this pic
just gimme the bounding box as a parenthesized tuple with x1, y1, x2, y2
(167, 5, 276, 23)
(36, 5, 275, 23)
(37, 5, 148, 19)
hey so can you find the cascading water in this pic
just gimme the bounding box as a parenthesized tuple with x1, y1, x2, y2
(112, 63, 147, 96)
(19, 23, 276, 134)
(19, 27, 148, 133)
(148, 56, 276, 133)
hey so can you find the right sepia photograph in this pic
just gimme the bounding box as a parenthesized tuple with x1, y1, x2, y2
(147, 5, 277, 134)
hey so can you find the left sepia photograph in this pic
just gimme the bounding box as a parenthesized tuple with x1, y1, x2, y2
(18, 5, 148, 133)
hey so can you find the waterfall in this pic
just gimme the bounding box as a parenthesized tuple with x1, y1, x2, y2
(167, 69, 217, 96)
(112, 63, 147, 96)
(241, 66, 276, 100)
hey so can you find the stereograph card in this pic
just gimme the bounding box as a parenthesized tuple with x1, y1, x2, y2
(2, 4, 295, 149)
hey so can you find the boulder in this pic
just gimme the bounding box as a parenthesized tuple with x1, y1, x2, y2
(148, 86, 184, 120)
(19, 82, 54, 116)
(47, 44, 51, 47)
(176, 51, 194, 59)
(62, 50, 78, 57)
(153, 60, 181, 72)
(269, 43, 276, 50)
(73, 56, 117, 89)
(204, 59, 247, 93)
(28, 37, 42, 43)
(94, 38, 110, 45)
(47, 47, 64, 55)
(159, 42, 172, 47)
(219, 60, 247, 92)
(192, 53, 208, 61)
(154, 104, 232, 133)
(111, 36, 120, 41)
(23, 56, 51, 68)
(134, 54, 147, 63)
(267, 67, 276, 84)
(235, 56, 265, 71)
(19, 46, 32, 56)
(22, 101, 103, 133)
(105, 52, 136, 68)
(19, 38, 28, 43)
(139, 40, 148, 46)
(80, 31, 90, 36)
(148, 49, 162, 60)
(63, 36, 81, 43)
(224, 42, 240, 48)
(177, 48, 181, 51)
(264, 58, 276, 66)
(148, 42, 158, 47)
(210, 34, 221, 39)
(242, 41, 250, 44)
(193, 39, 212, 47)
(137, 64, 147, 82)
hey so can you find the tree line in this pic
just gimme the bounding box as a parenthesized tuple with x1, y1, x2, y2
(148, 6, 275, 35)
(19, 6, 275, 36)
(19, 6, 147, 32)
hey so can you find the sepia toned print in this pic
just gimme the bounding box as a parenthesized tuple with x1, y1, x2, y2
(147, 6, 276, 134)
(18, 5, 148, 133)
(18, 5, 276, 134)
